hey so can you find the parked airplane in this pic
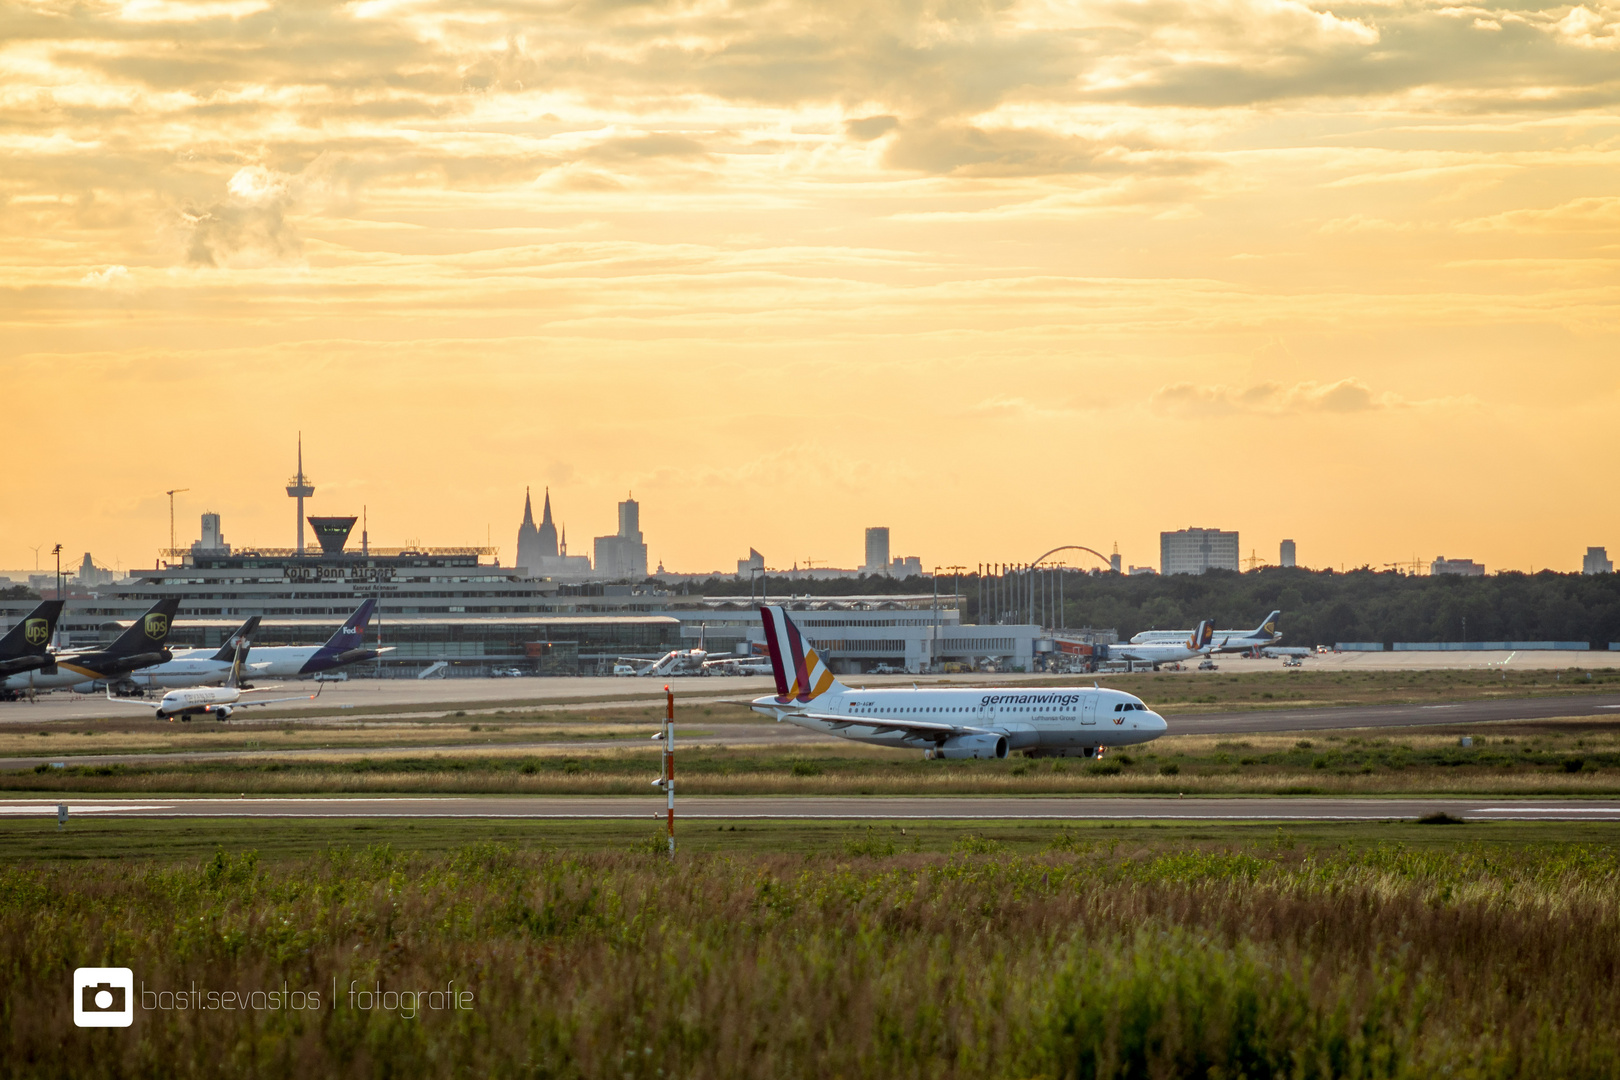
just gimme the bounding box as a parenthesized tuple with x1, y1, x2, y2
(618, 626, 724, 677)
(0, 599, 180, 694)
(702, 642, 773, 676)
(1130, 611, 1281, 655)
(0, 600, 64, 681)
(749, 606, 1166, 759)
(244, 599, 391, 678)
(1108, 621, 1215, 671)
(95, 616, 261, 693)
(106, 639, 319, 721)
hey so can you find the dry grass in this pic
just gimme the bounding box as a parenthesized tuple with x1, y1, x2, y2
(5, 834, 1620, 1077)
(7, 716, 1620, 797)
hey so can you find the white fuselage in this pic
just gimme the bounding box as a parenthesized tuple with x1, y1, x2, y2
(1108, 639, 1206, 666)
(244, 647, 326, 678)
(91, 652, 235, 691)
(752, 684, 1166, 754)
(1131, 628, 1279, 654)
(154, 685, 243, 717)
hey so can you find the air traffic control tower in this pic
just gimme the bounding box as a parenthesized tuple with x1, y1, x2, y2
(285, 434, 315, 554)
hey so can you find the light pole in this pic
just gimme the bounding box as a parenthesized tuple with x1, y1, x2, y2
(52, 544, 62, 601)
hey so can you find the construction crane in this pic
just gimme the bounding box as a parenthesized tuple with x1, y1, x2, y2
(164, 488, 190, 561)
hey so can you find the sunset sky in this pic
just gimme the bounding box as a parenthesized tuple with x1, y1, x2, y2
(2, 0, 1617, 576)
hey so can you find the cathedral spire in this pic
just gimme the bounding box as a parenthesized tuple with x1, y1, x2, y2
(521, 486, 535, 527)
(536, 486, 559, 558)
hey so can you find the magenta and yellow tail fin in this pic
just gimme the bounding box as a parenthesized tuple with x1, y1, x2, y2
(760, 606, 841, 703)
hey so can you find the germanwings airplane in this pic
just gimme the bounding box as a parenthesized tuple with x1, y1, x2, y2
(750, 605, 1166, 760)
(244, 599, 390, 678)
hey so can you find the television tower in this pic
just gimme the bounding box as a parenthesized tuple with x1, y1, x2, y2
(285, 433, 315, 555)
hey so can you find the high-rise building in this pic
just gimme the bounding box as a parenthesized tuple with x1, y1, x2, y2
(1583, 547, 1613, 575)
(1161, 528, 1240, 575)
(1431, 556, 1485, 577)
(74, 552, 115, 587)
(863, 527, 890, 575)
(1280, 539, 1296, 568)
(191, 512, 230, 556)
(595, 495, 648, 580)
(737, 548, 764, 577)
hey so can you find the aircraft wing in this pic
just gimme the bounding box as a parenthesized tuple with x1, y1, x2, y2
(104, 688, 159, 710)
(230, 690, 322, 708)
(233, 683, 323, 707)
(775, 707, 995, 741)
(701, 656, 758, 669)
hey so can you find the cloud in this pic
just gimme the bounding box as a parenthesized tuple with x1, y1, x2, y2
(182, 165, 302, 267)
(844, 115, 898, 142)
(1152, 378, 1396, 416)
(79, 264, 131, 285)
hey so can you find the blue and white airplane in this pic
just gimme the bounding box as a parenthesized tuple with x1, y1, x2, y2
(244, 599, 391, 679)
(749, 605, 1166, 760)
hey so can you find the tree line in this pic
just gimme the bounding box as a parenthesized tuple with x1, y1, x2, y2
(689, 568, 1620, 647)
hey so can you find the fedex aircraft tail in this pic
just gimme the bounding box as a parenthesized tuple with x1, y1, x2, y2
(323, 598, 377, 650)
(760, 606, 844, 703)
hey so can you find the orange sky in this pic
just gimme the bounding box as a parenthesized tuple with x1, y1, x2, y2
(2, 0, 1617, 576)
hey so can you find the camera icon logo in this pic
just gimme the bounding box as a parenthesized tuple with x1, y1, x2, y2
(73, 967, 134, 1028)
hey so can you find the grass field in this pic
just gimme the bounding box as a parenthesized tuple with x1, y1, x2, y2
(6, 718, 1619, 797)
(5, 819, 1618, 1078)
(5, 664, 1620, 741)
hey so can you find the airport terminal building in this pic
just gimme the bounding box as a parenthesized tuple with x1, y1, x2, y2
(1, 548, 1057, 676)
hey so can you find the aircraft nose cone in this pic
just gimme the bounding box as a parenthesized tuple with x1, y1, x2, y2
(1150, 711, 1167, 732)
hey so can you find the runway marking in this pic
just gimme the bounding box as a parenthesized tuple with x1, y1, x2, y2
(1472, 807, 1620, 814)
(0, 804, 172, 814)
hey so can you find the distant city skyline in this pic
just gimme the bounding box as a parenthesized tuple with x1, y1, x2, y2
(1, 453, 1612, 579)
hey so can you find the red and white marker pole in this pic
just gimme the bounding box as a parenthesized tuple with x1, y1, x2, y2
(663, 685, 675, 858)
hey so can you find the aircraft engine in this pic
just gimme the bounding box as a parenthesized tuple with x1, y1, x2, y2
(0, 655, 48, 677)
(932, 734, 1008, 760)
(211, 705, 233, 721)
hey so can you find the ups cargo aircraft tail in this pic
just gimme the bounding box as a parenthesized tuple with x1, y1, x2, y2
(751, 605, 1165, 759)
(0, 599, 181, 694)
(0, 600, 64, 678)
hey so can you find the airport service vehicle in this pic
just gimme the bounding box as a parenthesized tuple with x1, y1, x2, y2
(0, 601, 63, 682)
(1108, 621, 1216, 671)
(1130, 611, 1282, 655)
(749, 606, 1166, 760)
(106, 643, 319, 721)
(243, 599, 390, 678)
(0, 599, 180, 694)
(97, 616, 261, 693)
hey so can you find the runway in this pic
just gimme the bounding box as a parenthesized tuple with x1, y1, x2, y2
(2, 694, 1618, 771)
(3, 796, 1619, 821)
